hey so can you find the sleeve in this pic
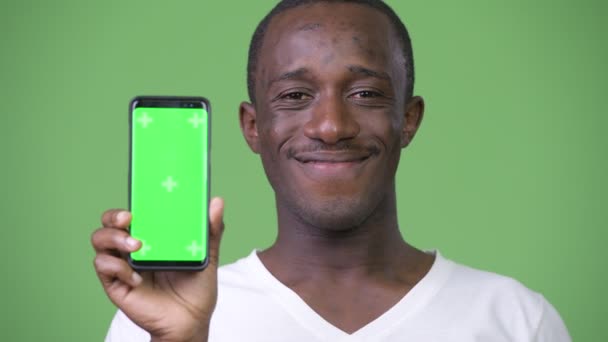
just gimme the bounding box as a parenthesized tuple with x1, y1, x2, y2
(105, 310, 151, 342)
(533, 296, 572, 342)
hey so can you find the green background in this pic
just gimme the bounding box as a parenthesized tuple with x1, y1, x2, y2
(131, 107, 208, 262)
(0, 0, 605, 340)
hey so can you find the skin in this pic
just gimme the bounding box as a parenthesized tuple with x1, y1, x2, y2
(91, 3, 432, 341)
(91, 199, 225, 342)
(240, 3, 433, 334)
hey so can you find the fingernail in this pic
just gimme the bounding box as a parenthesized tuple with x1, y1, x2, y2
(131, 272, 142, 286)
(126, 237, 139, 249)
(117, 211, 129, 223)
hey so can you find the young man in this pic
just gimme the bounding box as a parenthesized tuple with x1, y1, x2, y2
(92, 1, 571, 341)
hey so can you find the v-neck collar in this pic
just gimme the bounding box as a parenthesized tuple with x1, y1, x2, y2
(243, 249, 455, 341)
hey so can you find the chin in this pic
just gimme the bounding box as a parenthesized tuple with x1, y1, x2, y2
(289, 195, 377, 232)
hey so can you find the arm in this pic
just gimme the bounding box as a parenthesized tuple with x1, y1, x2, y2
(92, 198, 226, 342)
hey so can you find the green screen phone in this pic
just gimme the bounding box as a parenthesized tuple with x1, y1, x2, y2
(128, 96, 210, 271)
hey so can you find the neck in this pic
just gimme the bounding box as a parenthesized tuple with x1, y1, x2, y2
(260, 190, 419, 281)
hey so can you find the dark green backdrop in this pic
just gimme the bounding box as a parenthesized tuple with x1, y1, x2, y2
(1, 0, 605, 340)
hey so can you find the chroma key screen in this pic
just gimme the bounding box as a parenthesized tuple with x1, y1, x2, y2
(129, 106, 209, 262)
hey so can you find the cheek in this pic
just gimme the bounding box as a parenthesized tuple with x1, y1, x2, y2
(260, 112, 306, 157)
(361, 110, 403, 153)
(257, 114, 302, 183)
(257, 117, 308, 198)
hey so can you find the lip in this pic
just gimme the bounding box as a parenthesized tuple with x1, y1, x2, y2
(292, 150, 372, 176)
(293, 150, 371, 163)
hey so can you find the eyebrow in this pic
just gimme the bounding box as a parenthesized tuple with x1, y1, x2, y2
(347, 65, 391, 81)
(268, 65, 390, 88)
(269, 67, 312, 87)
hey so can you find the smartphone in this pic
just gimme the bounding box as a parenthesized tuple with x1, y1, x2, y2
(128, 96, 211, 271)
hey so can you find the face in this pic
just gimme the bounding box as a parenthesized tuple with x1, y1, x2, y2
(240, 3, 424, 230)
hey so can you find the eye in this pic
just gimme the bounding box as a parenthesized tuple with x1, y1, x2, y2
(281, 92, 312, 101)
(352, 90, 382, 98)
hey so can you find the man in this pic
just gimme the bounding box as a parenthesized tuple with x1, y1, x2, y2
(92, 1, 571, 341)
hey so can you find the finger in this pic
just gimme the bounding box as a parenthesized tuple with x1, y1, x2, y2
(91, 227, 141, 253)
(94, 254, 142, 289)
(208, 197, 225, 267)
(101, 209, 131, 229)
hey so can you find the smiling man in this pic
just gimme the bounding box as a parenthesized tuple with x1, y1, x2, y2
(93, 1, 571, 341)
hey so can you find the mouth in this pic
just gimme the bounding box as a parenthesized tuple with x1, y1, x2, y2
(293, 150, 372, 172)
(295, 150, 371, 162)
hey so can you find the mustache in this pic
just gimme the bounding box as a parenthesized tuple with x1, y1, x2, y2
(286, 141, 381, 159)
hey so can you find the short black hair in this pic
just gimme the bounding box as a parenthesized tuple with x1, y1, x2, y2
(247, 0, 415, 104)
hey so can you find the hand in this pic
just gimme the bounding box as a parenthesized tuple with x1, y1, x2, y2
(91, 197, 225, 342)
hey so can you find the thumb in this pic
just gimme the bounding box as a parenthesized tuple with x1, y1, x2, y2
(208, 197, 225, 267)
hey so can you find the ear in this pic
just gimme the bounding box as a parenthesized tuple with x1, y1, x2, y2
(239, 101, 261, 154)
(401, 96, 425, 148)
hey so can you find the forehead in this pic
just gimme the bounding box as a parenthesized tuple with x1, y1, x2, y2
(269, 2, 392, 37)
(259, 3, 402, 76)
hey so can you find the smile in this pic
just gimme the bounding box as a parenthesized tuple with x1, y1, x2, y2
(293, 150, 372, 175)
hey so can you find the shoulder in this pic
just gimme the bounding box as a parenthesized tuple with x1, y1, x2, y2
(439, 252, 544, 313)
(217, 250, 264, 289)
(434, 252, 571, 341)
(440, 253, 542, 302)
(215, 250, 272, 305)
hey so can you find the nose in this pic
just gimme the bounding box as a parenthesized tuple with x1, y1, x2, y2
(303, 94, 360, 144)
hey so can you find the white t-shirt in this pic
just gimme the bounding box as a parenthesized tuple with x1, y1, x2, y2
(106, 250, 571, 342)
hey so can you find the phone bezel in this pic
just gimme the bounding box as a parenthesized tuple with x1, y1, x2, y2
(127, 96, 211, 271)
